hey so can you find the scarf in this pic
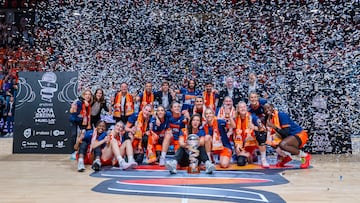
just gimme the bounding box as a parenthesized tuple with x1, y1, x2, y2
(134, 111, 148, 139)
(140, 90, 154, 110)
(80, 102, 91, 127)
(234, 113, 256, 148)
(180, 128, 188, 143)
(113, 93, 134, 117)
(267, 110, 282, 146)
(270, 110, 281, 134)
(218, 106, 235, 120)
(204, 118, 224, 151)
(203, 91, 215, 110)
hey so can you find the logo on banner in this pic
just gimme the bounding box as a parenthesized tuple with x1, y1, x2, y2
(53, 130, 65, 136)
(56, 141, 66, 148)
(41, 140, 54, 149)
(23, 128, 32, 138)
(34, 108, 56, 124)
(38, 72, 58, 102)
(21, 141, 38, 149)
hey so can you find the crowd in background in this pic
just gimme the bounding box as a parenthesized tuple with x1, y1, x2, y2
(0, 0, 359, 153)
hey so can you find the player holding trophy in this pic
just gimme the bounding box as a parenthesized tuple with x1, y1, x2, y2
(165, 114, 215, 174)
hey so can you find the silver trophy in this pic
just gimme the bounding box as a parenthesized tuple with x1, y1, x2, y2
(187, 134, 200, 174)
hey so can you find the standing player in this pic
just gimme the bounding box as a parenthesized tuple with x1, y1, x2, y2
(137, 81, 155, 110)
(176, 79, 201, 111)
(248, 92, 269, 167)
(203, 81, 218, 111)
(69, 89, 93, 159)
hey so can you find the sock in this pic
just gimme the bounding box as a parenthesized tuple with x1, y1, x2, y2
(161, 151, 166, 158)
(78, 157, 84, 163)
(283, 151, 292, 157)
(294, 151, 307, 161)
(299, 150, 307, 157)
(207, 152, 212, 160)
(128, 155, 134, 162)
(260, 151, 266, 160)
(117, 155, 124, 163)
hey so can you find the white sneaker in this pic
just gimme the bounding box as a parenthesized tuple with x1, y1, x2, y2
(119, 160, 132, 170)
(261, 158, 270, 168)
(205, 161, 215, 174)
(128, 160, 138, 169)
(159, 156, 165, 166)
(91, 159, 101, 171)
(165, 160, 177, 174)
(77, 160, 85, 172)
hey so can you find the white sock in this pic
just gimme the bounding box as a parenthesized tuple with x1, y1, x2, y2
(78, 157, 84, 163)
(161, 151, 166, 158)
(117, 155, 124, 163)
(207, 152, 212, 160)
(298, 151, 307, 157)
(128, 155, 134, 162)
(294, 151, 307, 160)
(283, 151, 292, 157)
(260, 151, 266, 160)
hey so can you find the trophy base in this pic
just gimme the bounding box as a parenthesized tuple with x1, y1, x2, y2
(187, 166, 200, 174)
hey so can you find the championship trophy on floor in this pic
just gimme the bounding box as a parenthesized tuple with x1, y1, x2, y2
(187, 134, 200, 174)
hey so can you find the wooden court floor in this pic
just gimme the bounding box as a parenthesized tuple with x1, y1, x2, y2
(1, 138, 360, 203)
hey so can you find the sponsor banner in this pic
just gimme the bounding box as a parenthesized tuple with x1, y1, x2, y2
(13, 72, 78, 154)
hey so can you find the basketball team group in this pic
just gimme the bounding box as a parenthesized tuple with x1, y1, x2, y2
(69, 75, 311, 174)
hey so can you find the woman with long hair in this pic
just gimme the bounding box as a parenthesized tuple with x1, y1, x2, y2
(165, 113, 215, 174)
(91, 88, 111, 128)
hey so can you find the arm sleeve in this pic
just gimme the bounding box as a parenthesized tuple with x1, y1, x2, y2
(275, 127, 290, 138)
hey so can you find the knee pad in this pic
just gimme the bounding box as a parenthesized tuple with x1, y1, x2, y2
(158, 136, 164, 145)
(237, 155, 247, 166)
(255, 131, 267, 146)
(142, 134, 148, 149)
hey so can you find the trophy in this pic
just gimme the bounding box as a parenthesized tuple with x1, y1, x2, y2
(187, 134, 200, 174)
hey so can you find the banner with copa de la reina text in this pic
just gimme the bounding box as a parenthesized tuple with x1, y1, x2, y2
(13, 71, 78, 154)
